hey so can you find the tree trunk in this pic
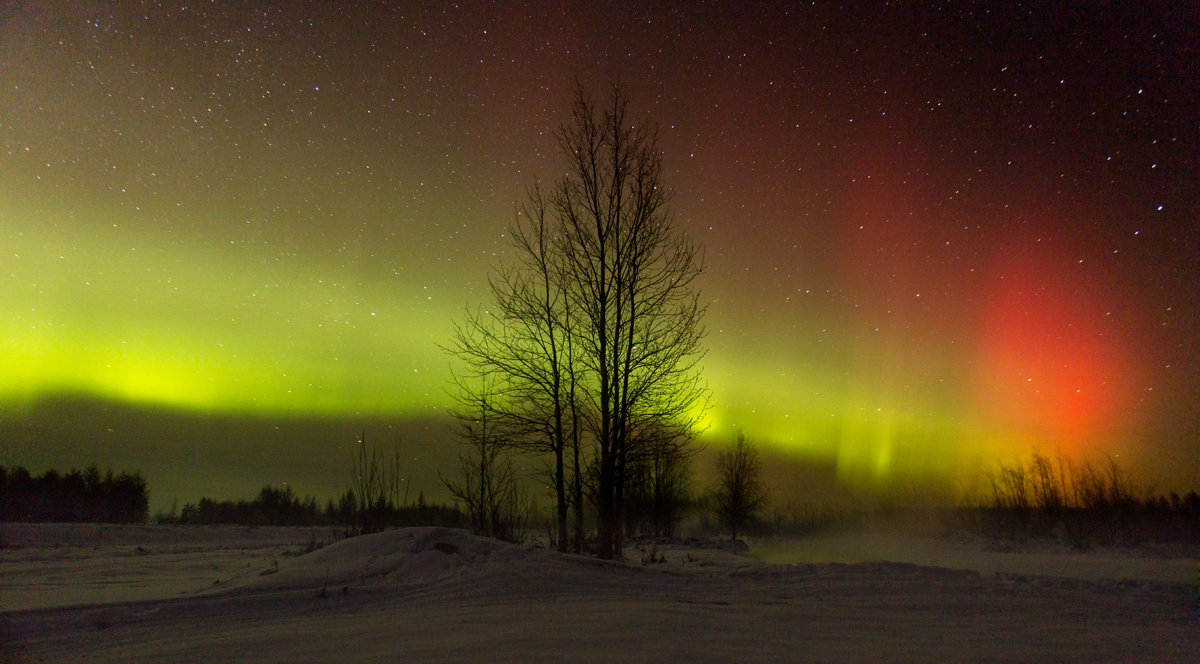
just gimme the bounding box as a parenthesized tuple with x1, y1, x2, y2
(554, 445, 567, 552)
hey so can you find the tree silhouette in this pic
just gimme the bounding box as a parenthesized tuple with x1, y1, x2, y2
(441, 381, 528, 542)
(347, 434, 408, 535)
(714, 433, 768, 540)
(625, 431, 695, 538)
(448, 83, 708, 558)
(0, 464, 148, 523)
(449, 184, 582, 551)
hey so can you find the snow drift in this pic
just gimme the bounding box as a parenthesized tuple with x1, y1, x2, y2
(2, 524, 1196, 663)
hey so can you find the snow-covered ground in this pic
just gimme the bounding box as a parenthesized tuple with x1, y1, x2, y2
(2, 523, 1196, 662)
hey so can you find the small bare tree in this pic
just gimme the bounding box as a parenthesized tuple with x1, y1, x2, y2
(348, 433, 406, 535)
(713, 433, 768, 541)
(442, 383, 528, 542)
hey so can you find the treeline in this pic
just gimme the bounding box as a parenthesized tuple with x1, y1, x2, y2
(969, 452, 1200, 546)
(0, 465, 149, 523)
(160, 484, 465, 530)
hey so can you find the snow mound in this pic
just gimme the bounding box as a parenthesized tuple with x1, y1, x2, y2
(230, 527, 527, 592)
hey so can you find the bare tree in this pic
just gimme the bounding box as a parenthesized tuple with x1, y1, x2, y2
(553, 83, 708, 558)
(714, 433, 768, 541)
(448, 83, 708, 558)
(447, 184, 581, 551)
(441, 382, 528, 543)
(348, 433, 406, 534)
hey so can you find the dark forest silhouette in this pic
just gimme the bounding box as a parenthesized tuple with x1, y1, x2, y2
(1, 464, 149, 523)
(165, 484, 464, 530)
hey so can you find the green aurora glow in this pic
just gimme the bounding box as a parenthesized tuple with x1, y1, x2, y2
(2, 2, 1197, 501)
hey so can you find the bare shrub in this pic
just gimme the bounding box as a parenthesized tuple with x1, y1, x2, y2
(347, 434, 407, 535)
(980, 452, 1172, 546)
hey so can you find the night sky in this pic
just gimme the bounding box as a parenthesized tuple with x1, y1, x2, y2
(3, 2, 1197, 506)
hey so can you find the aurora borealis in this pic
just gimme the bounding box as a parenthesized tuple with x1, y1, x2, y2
(3, 2, 1197, 505)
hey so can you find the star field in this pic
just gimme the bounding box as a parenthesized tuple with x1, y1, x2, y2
(2, 2, 1197, 501)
